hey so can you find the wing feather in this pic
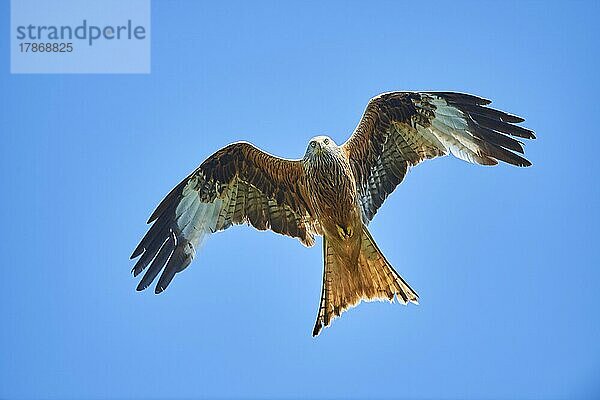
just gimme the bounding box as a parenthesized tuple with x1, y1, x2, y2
(343, 91, 535, 222)
(137, 235, 174, 291)
(131, 142, 318, 293)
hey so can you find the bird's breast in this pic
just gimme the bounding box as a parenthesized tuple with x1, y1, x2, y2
(305, 152, 361, 236)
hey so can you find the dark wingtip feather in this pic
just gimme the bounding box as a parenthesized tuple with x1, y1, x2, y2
(154, 284, 168, 294)
(433, 91, 491, 106)
(131, 249, 154, 277)
(510, 157, 532, 167)
(130, 246, 144, 260)
(470, 112, 535, 139)
(155, 268, 176, 293)
(498, 151, 531, 167)
(482, 142, 533, 167)
(528, 131, 537, 140)
(153, 242, 194, 294)
(136, 235, 176, 289)
(459, 103, 525, 123)
(147, 208, 163, 224)
(467, 120, 527, 154)
(147, 199, 171, 225)
(147, 176, 191, 224)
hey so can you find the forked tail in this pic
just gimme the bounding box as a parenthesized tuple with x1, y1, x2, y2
(313, 225, 418, 336)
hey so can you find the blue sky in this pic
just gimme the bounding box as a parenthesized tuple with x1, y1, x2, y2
(1, 1, 599, 399)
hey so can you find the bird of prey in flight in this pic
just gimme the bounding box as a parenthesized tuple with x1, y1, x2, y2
(130, 91, 535, 336)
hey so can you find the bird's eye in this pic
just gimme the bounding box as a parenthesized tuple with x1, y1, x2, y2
(323, 138, 329, 145)
(310, 141, 316, 148)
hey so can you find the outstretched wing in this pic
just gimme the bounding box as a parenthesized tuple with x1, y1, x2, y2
(130, 141, 318, 293)
(343, 91, 535, 222)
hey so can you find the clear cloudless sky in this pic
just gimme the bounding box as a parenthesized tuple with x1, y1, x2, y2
(1, 1, 599, 399)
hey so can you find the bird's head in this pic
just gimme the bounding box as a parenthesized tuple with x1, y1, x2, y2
(304, 135, 338, 159)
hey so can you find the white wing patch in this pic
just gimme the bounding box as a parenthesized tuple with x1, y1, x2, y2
(420, 97, 494, 165)
(175, 179, 223, 254)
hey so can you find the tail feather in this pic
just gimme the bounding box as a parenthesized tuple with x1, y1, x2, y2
(312, 225, 418, 336)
